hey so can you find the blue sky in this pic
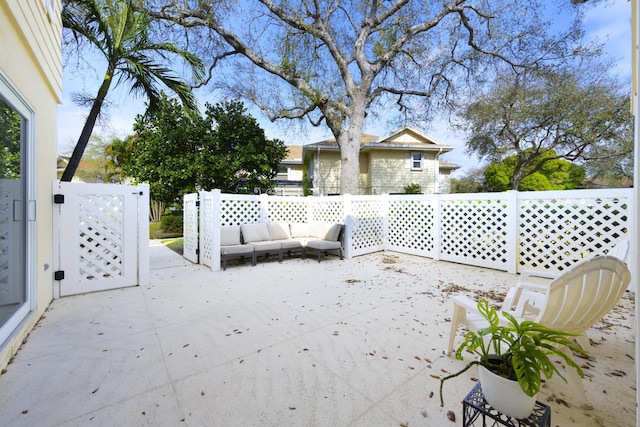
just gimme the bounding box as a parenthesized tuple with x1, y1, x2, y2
(57, 0, 632, 175)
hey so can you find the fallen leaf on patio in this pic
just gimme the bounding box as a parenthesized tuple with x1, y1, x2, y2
(430, 374, 440, 379)
(21, 410, 28, 414)
(1, 369, 7, 375)
(91, 388, 99, 394)
(428, 391, 434, 398)
(446, 410, 456, 422)
(288, 407, 296, 410)
(608, 369, 626, 377)
(421, 408, 427, 417)
(183, 344, 189, 348)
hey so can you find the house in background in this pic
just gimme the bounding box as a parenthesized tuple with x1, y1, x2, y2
(303, 127, 459, 195)
(0, 0, 61, 369)
(274, 145, 305, 196)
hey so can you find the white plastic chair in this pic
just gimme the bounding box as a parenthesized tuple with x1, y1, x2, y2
(447, 256, 631, 405)
(501, 238, 631, 342)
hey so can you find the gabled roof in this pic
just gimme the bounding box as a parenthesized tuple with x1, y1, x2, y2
(304, 127, 453, 153)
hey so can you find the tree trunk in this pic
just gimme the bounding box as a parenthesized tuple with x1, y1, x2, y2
(338, 106, 366, 195)
(60, 70, 113, 182)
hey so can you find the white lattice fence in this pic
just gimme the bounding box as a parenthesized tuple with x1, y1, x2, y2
(438, 193, 513, 271)
(182, 193, 199, 263)
(386, 196, 435, 256)
(261, 197, 309, 223)
(77, 193, 126, 280)
(199, 191, 215, 267)
(310, 199, 344, 223)
(348, 196, 385, 256)
(193, 189, 634, 291)
(518, 189, 631, 271)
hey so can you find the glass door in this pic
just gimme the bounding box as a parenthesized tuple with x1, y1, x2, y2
(0, 79, 32, 346)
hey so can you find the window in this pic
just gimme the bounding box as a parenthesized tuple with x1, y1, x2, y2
(406, 152, 423, 170)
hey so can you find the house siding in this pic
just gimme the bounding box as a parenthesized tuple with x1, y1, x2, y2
(0, 0, 61, 369)
(369, 150, 438, 194)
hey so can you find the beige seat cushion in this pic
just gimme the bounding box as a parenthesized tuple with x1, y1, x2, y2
(251, 241, 281, 251)
(305, 240, 342, 250)
(221, 244, 254, 255)
(324, 224, 342, 241)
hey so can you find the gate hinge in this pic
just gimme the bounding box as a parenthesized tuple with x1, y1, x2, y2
(54, 270, 65, 281)
(53, 194, 64, 204)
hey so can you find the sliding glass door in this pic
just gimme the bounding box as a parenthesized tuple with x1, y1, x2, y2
(0, 74, 34, 347)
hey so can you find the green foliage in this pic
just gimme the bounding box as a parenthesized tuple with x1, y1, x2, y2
(403, 183, 422, 194)
(440, 299, 586, 405)
(484, 150, 585, 192)
(302, 152, 312, 196)
(160, 212, 183, 233)
(0, 99, 21, 179)
(464, 66, 631, 190)
(60, 0, 204, 181)
(450, 169, 485, 194)
(127, 95, 287, 204)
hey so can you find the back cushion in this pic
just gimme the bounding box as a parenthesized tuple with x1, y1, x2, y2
(220, 225, 241, 246)
(290, 223, 309, 238)
(309, 221, 327, 239)
(267, 222, 291, 240)
(324, 223, 342, 242)
(241, 223, 270, 243)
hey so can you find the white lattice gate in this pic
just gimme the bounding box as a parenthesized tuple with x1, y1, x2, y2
(182, 193, 199, 263)
(54, 182, 149, 297)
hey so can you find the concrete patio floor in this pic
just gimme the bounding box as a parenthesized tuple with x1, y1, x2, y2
(0, 241, 635, 426)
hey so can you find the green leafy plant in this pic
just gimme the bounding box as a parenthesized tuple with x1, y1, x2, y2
(404, 183, 422, 194)
(440, 299, 586, 406)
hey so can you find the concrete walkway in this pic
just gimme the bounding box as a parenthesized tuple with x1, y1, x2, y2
(0, 242, 635, 426)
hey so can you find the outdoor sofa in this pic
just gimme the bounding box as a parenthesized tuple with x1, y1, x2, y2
(220, 221, 343, 270)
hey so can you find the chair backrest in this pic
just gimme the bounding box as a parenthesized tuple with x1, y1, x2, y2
(535, 256, 631, 335)
(609, 239, 630, 263)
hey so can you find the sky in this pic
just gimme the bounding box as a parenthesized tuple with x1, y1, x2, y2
(57, 0, 633, 176)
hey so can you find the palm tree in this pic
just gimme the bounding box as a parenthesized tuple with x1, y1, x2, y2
(60, 0, 204, 182)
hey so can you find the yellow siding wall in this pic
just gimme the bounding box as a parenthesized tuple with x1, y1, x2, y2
(313, 152, 341, 195)
(0, 0, 61, 368)
(369, 151, 437, 194)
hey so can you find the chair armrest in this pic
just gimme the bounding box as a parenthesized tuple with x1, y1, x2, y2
(517, 269, 560, 292)
(451, 295, 480, 312)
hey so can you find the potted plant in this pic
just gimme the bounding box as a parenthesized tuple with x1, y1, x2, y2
(439, 298, 586, 419)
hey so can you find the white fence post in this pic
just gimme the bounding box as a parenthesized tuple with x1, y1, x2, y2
(138, 184, 150, 286)
(212, 189, 222, 271)
(343, 194, 353, 259)
(506, 190, 518, 274)
(432, 193, 441, 261)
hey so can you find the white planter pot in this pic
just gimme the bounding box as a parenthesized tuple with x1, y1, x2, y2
(479, 365, 537, 419)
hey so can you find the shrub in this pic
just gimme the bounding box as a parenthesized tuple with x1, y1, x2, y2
(404, 183, 422, 194)
(160, 212, 183, 233)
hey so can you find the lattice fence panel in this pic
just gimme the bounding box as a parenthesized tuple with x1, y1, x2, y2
(387, 197, 434, 254)
(350, 198, 385, 254)
(518, 193, 629, 270)
(310, 199, 344, 223)
(440, 197, 509, 270)
(198, 193, 215, 267)
(220, 197, 261, 226)
(261, 198, 309, 223)
(77, 193, 125, 281)
(182, 193, 199, 263)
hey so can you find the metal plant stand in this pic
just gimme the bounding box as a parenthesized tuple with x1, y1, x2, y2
(462, 383, 551, 427)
